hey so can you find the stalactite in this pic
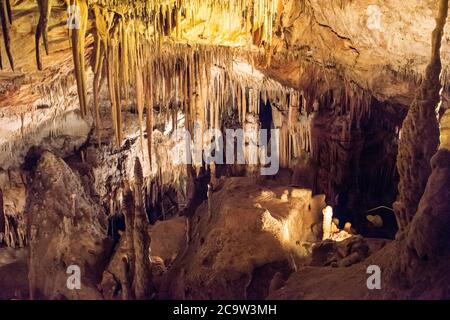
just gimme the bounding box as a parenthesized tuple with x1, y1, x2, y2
(0, 0, 14, 70)
(93, 51, 104, 145)
(394, 0, 448, 233)
(106, 20, 124, 146)
(35, 0, 53, 70)
(145, 62, 154, 170)
(92, 8, 109, 145)
(135, 71, 145, 153)
(70, 0, 89, 117)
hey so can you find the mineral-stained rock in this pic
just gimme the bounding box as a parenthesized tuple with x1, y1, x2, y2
(149, 216, 188, 269)
(406, 149, 450, 261)
(160, 177, 327, 300)
(26, 151, 112, 299)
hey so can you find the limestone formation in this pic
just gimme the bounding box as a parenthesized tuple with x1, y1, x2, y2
(0, 0, 449, 302)
(132, 157, 153, 300)
(322, 206, 333, 240)
(394, 0, 449, 233)
(26, 151, 111, 299)
(160, 177, 326, 299)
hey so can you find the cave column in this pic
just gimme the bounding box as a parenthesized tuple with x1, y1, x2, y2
(394, 0, 448, 234)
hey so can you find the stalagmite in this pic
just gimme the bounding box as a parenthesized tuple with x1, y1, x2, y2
(123, 186, 135, 256)
(394, 0, 448, 233)
(122, 185, 135, 299)
(322, 205, 333, 240)
(121, 257, 132, 300)
(132, 158, 153, 300)
(207, 184, 212, 220)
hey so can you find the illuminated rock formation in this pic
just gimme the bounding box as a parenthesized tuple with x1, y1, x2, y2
(160, 177, 326, 299)
(322, 206, 333, 240)
(0, 0, 449, 301)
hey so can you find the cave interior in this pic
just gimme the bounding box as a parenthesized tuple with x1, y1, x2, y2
(0, 0, 449, 300)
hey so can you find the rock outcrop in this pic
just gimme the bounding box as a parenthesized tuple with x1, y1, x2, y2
(161, 177, 327, 299)
(269, 149, 450, 300)
(26, 151, 112, 299)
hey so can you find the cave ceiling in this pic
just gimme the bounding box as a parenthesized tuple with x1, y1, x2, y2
(0, 0, 449, 150)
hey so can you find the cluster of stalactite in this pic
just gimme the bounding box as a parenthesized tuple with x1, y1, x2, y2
(277, 78, 373, 168)
(88, 14, 313, 170)
(29, 0, 281, 112)
(3, 1, 385, 202)
(0, 210, 26, 248)
(131, 44, 377, 172)
(89, 0, 279, 43)
(41, 0, 283, 127)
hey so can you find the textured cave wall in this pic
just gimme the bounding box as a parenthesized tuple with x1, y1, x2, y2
(394, 0, 448, 233)
(262, 0, 450, 105)
(0, 1, 89, 161)
(27, 151, 112, 299)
